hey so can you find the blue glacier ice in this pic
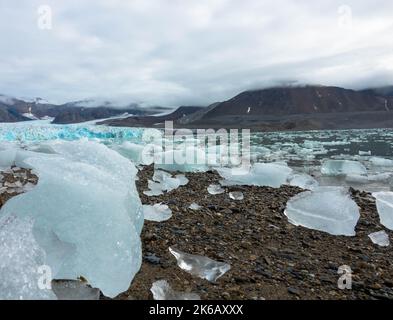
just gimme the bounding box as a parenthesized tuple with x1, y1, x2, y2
(0, 139, 143, 298)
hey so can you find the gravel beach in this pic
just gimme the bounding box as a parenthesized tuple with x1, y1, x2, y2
(1, 166, 392, 300)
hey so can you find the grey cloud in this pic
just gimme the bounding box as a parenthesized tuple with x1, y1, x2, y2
(0, 0, 392, 107)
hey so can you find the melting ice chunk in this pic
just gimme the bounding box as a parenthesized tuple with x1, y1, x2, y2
(368, 231, 390, 247)
(189, 202, 202, 210)
(321, 160, 367, 176)
(52, 280, 100, 300)
(144, 170, 188, 196)
(284, 187, 360, 236)
(169, 247, 231, 282)
(288, 173, 319, 190)
(229, 191, 244, 200)
(0, 140, 143, 298)
(207, 184, 225, 195)
(150, 280, 200, 300)
(218, 163, 293, 188)
(372, 192, 393, 230)
(143, 204, 172, 222)
(0, 215, 56, 300)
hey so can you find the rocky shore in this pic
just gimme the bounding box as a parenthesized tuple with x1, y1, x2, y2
(120, 166, 393, 300)
(1, 166, 392, 300)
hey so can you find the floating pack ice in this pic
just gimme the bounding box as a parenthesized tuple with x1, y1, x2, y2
(52, 280, 100, 300)
(169, 247, 231, 282)
(288, 173, 319, 190)
(321, 160, 367, 176)
(368, 231, 390, 247)
(284, 187, 360, 236)
(372, 192, 393, 230)
(143, 203, 172, 222)
(370, 157, 393, 167)
(218, 162, 293, 188)
(155, 146, 209, 172)
(207, 184, 225, 195)
(150, 280, 200, 300)
(0, 140, 143, 298)
(0, 215, 57, 300)
(229, 191, 244, 200)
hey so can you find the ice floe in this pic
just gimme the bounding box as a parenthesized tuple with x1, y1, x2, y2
(218, 163, 293, 188)
(169, 247, 231, 282)
(321, 160, 367, 176)
(370, 157, 393, 167)
(284, 187, 360, 236)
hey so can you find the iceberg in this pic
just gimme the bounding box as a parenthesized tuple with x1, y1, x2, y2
(368, 231, 390, 247)
(284, 187, 360, 236)
(143, 204, 172, 222)
(169, 247, 231, 282)
(321, 160, 367, 176)
(373, 192, 393, 230)
(150, 280, 200, 300)
(0, 140, 143, 298)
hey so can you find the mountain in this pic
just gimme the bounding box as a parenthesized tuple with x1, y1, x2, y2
(99, 106, 204, 127)
(0, 95, 164, 123)
(360, 86, 393, 98)
(2, 85, 393, 130)
(178, 85, 393, 130)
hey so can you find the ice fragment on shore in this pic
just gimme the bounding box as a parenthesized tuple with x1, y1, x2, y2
(150, 280, 200, 300)
(229, 191, 244, 200)
(368, 231, 390, 247)
(321, 160, 367, 176)
(284, 187, 360, 236)
(169, 247, 231, 282)
(207, 184, 225, 195)
(372, 192, 393, 230)
(218, 163, 293, 188)
(189, 203, 202, 210)
(0, 215, 56, 300)
(143, 204, 172, 222)
(0, 140, 143, 298)
(144, 170, 188, 196)
(52, 280, 100, 300)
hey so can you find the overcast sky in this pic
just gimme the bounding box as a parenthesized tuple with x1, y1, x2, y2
(1, 0, 392, 107)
